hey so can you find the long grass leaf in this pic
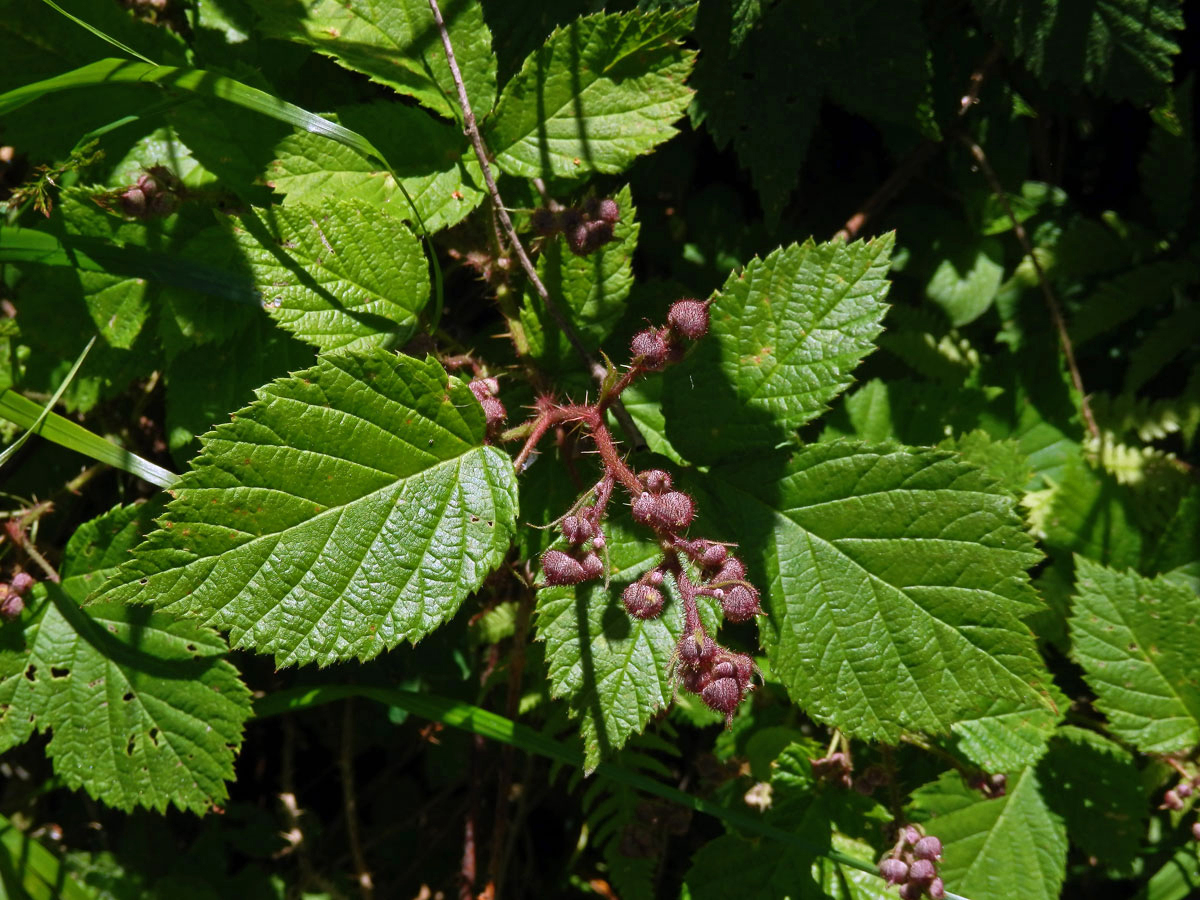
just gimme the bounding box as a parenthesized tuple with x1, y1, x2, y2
(0, 336, 95, 470)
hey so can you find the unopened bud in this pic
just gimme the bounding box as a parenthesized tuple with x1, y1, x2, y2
(562, 516, 594, 544)
(667, 299, 709, 340)
(580, 553, 604, 581)
(1164, 790, 1184, 811)
(639, 469, 673, 494)
(878, 859, 908, 885)
(1177, 782, 1193, 798)
(10, 573, 34, 595)
(0, 586, 24, 621)
(929, 878, 946, 900)
(913, 836, 943, 861)
(630, 329, 668, 370)
(908, 859, 936, 886)
(700, 676, 742, 722)
(542, 550, 586, 586)
(623, 583, 665, 619)
(720, 583, 761, 623)
(656, 491, 694, 530)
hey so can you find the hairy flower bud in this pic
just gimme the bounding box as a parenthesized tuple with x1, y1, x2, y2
(929, 878, 946, 900)
(480, 396, 506, 426)
(1177, 782, 1193, 798)
(10, 573, 34, 595)
(1163, 789, 1184, 811)
(531, 207, 559, 235)
(700, 676, 742, 721)
(667, 299, 709, 340)
(631, 491, 660, 527)
(700, 543, 728, 568)
(630, 329, 668, 370)
(580, 219, 615, 253)
(908, 859, 936, 886)
(0, 586, 24, 622)
(542, 549, 586, 585)
(580, 552, 604, 581)
(561, 515, 594, 544)
(913, 836, 943, 861)
(656, 491, 694, 530)
(677, 631, 715, 667)
(639, 469, 673, 494)
(565, 222, 590, 256)
(903, 826, 922, 846)
(878, 858, 908, 885)
(898, 885, 923, 900)
(119, 186, 147, 217)
(623, 582, 665, 619)
(720, 583, 761, 623)
(585, 196, 620, 225)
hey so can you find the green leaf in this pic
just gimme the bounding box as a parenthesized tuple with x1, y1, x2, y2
(700, 442, 1054, 743)
(925, 237, 1004, 327)
(521, 185, 640, 366)
(224, 199, 430, 351)
(93, 350, 519, 668)
(949, 692, 1064, 772)
(1069, 557, 1200, 753)
(973, 0, 1185, 103)
(535, 507, 720, 771)
(0, 503, 250, 813)
(910, 768, 1067, 900)
(485, 9, 696, 179)
(267, 103, 486, 233)
(1041, 457, 1142, 568)
(1140, 79, 1195, 231)
(1038, 725, 1145, 870)
(247, 0, 496, 120)
(0, 812, 98, 900)
(1124, 302, 1200, 392)
(664, 234, 894, 465)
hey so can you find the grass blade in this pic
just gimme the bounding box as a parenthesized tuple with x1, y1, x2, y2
(0, 813, 97, 900)
(0, 390, 177, 489)
(38, 0, 156, 65)
(0, 336, 95, 470)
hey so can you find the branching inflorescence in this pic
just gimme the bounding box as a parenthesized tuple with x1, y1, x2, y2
(490, 295, 763, 725)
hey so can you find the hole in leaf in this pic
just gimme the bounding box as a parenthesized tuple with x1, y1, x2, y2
(24, 665, 36, 682)
(50, 667, 69, 679)
(123, 692, 134, 702)
(126, 735, 136, 756)
(148, 728, 160, 746)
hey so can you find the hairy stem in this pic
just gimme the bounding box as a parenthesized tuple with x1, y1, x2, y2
(426, 0, 645, 451)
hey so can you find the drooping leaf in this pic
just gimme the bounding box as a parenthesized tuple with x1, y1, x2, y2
(1069, 557, 1200, 753)
(267, 102, 487, 233)
(247, 0, 496, 120)
(93, 350, 519, 668)
(485, 9, 696, 179)
(691, 0, 934, 221)
(1038, 725, 1146, 870)
(909, 768, 1067, 900)
(223, 199, 430, 351)
(698, 442, 1055, 743)
(0, 503, 251, 814)
(924, 237, 1004, 327)
(973, 0, 1185, 103)
(535, 506, 720, 771)
(664, 234, 894, 465)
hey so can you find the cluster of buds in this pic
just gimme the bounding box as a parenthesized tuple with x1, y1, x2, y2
(531, 196, 620, 256)
(1159, 764, 1200, 842)
(967, 771, 1007, 798)
(105, 166, 182, 219)
(0, 572, 35, 621)
(468, 377, 507, 435)
(879, 827, 945, 900)
(527, 299, 761, 723)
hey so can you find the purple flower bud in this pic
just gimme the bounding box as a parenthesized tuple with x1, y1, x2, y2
(908, 859, 936, 886)
(1164, 790, 1184, 811)
(898, 883, 923, 900)
(913, 836, 943, 861)
(700, 543, 728, 568)
(1193, 821, 1200, 842)
(580, 553, 604, 581)
(678, 631, 715, 667)
(531, 207, 559, 235)
(715, 557, 746, 584)
(565, 222, 590, 255)
(639, 469, 673, 494)
(700, 676, 742, 722)
(630, 329, 668, 370)
(878, 858, 908, 885)
(656, 491, 694, 529)
(592, 535, 606, 550)
(631, 492, 660, 526)
(1177, 782, 1193, 798)
(580, 219, 615, 253)
(667, 299, 710, 340)
(542, 550, 585, 585)
(929, 878, 946, 900)
(561, 516, 594, 544)
(10, 573, 34, 596)
(904, 826, 922, 846)
(119, 186, 147, 217)
(646, 568, 665, 586)
(0, 586, 24, 622)
(720, 583, 761, 623)
(585, 197, 620, 224)
(480, 396, 506, 426)
(623, 583, 665, 619)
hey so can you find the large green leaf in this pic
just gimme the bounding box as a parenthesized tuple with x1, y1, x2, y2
(535, 506, 720, 771)
(910, 768, 1067, 900)
(1069, 557, 1200, 753)
(485, 10, 696, 178)
(224, 199, 430, 351)
(699, 442, 1055, 743)
(267, 103, 486, 233)
(1038, 725, 1145, 870)
(0, 503, 250, 813)
(973, 0, 1185, 103)
(664, 234, 894, 464)
(247, 0, 496, 120)
(93, 350, 519, 667)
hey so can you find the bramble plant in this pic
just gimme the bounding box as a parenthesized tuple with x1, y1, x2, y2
(0, 1, 1198, 899)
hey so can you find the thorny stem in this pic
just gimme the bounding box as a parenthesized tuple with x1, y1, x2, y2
(426, 0, 645, 450)
(957, 132, 1101, 441)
